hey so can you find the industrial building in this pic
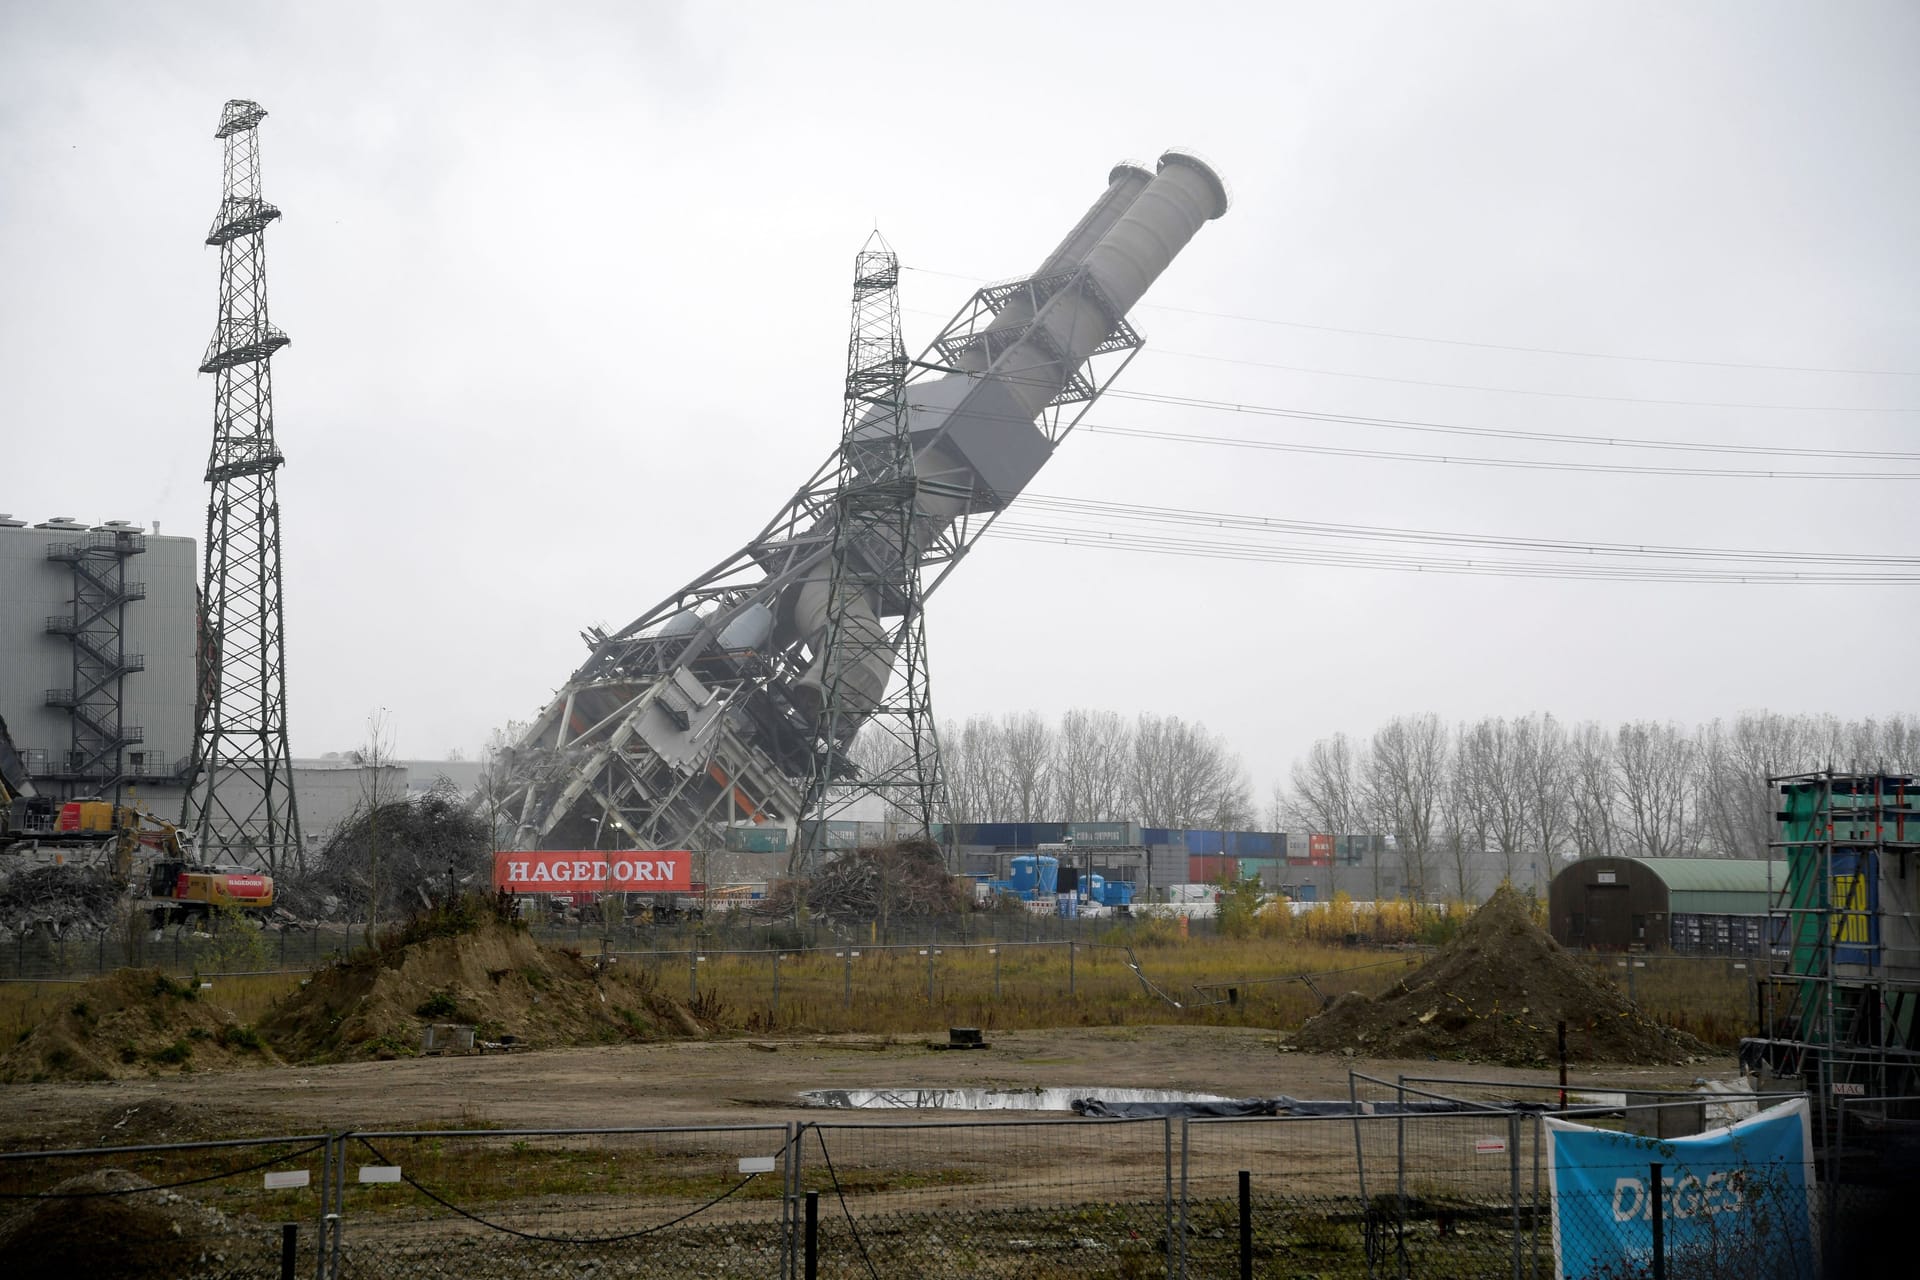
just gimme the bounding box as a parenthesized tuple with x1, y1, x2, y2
(1547, 855, 1784, 954)
(0, 515, 198, 811)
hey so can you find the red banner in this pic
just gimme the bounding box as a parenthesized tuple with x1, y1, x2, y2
(493, 851, 691, 893)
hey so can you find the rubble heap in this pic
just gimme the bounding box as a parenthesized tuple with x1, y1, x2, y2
(0, 968, 281, 1083)
(755, 840, 966, 926)
(1291, 885, 1706, 1066)
(0, 1169, 278, 1280)
(258, 894, 715, 1061)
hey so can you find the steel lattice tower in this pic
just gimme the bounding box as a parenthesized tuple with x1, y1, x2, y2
(799, 237, 956, 867)
(181, 99, 302, 873)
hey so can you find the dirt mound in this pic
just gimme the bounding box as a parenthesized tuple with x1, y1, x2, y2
(0, 1168, 276, 1280)
(259, 899, 715, 1061)
(0, 970, 281, 1083)
(1291, 886, 1706, 1066)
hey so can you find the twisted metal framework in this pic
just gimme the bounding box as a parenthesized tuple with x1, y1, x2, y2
(181, 99, 302, 872)
(488, 154, 1227, 869)
(799, 239, 957, 862)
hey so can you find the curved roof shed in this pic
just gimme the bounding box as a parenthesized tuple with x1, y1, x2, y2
(1548, 856, 1783, 951)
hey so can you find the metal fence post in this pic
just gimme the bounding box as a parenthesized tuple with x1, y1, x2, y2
(314, 1136, 331, 1280)
(280, 1222, 298, 1280)
(804, 1190, 819, 1280)
(1531, 1112, 1544, 1280)
(1508, 1111, 1522, 1280)
(993, 946, 1001, 1001)
(1176, 1116, 1191, 1280)
(1069, 940, 1076, 997)
(1649, 1161, 1665, 1280)
(1163, 1117, 1176, 1280)
(842, 950, 852, 1010)
(1238, 1169, 1252, 1280)
(772, 950, 780, 1024)
(688, 949, 698, 1003)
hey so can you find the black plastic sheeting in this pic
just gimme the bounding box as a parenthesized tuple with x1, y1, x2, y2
(1069, 1096, 1551, 1118)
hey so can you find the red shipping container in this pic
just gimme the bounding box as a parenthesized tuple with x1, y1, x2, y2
(1188, 855, 1240, 882)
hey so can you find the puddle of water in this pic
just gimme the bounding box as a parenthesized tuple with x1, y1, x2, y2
(798, 1086, 1238, 1111)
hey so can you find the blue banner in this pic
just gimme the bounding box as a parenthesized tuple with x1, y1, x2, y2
(1546, 1099, 1815, 1280)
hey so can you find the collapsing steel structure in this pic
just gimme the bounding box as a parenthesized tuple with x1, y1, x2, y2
(180, 99, 303, 873)
(491, 153, 1229, 867)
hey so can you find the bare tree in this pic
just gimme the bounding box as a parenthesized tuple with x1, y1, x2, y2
(1056, 708, 1133, 821)
(1458, 717, 1531, 883)
(1568, 722, 1618, 859)
(940, 715, 1009, 823)
(1288, 733, 1365, 836)
(1615, 720, 1694, 856)
(1130, 713, 1251, 828)
(355, 709, 400, 932)
(999, 712, 1056, 821)
(1516, 712, 1571, 877)
(1365, 714, 1447, 897)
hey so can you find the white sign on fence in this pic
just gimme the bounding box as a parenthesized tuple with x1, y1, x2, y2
(263, 1170, 310, 1189)
(358, 1166, 402, 1184)
(738, 1156, 777, 1174)
(1474, 1138, 1507, 1155)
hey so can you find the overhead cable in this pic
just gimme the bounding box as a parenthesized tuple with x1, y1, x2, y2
(901, 265, 1920, 378)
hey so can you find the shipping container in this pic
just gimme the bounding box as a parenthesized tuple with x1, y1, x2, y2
(1188, 855, 1239, 882)
(723, 825, 788, 854)
(1226, 831, 1280, 857)
(1068, 821, 1139, 847)
(1185, 829, 1225, 856)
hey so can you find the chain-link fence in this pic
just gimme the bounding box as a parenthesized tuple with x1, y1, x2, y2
(0, 1134, 329, 1280)
(0, 1091, 1890, 1278)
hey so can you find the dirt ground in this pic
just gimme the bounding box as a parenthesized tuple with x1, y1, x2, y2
(0, 1026, 1736, 1151)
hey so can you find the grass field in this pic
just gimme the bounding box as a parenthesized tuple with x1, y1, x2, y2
(0, 926, 1754, 1051)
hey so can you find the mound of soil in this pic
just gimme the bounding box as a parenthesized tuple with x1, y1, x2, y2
(258, 909, 713, 1062)
(1292, 886, 1706, 1066)
(0, 970, 281, 1083)
(0, 1169, 275, 1280)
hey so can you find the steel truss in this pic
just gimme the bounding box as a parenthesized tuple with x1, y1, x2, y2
(492, 237, 1147, 865)
(797, 238, 956, 865)
(180, 99, 303, 874)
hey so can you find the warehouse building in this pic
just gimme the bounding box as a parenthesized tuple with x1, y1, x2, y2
(1548, 856, 1784, 954)
(0, 515, 198, 812)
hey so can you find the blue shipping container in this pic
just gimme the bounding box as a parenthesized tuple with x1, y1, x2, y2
(1186, 829, 1225, 855)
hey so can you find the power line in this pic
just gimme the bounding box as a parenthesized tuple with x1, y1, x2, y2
(986, 524, 1920, 585)
(1094, 388, 1920, 461)
(1065, 421, 1920, 480)
(1016, 493, 1920, 566)
(901, 265, 1920, 378)
(1135, 348, 1919, 414)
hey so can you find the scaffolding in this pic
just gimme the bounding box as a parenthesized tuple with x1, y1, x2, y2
(1755, 771, 1920, 1124)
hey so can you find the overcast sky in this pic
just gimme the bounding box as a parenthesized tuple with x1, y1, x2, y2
(3, 2, 1914, 797)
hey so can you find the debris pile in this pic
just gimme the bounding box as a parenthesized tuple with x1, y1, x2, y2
(271, 783, 492, 922)
(0, 1169, 277, 1280)
(257, 893, 715, 1061)
(1290, 885, 1706, 1065)
(755, 840, 966, 926)
(0, 865, 125, 940)
(0, 969, 281, 1083)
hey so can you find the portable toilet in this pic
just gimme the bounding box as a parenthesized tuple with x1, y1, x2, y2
(1009, 855, 1059, 897)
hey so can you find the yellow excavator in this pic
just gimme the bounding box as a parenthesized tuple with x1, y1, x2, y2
(0, 716, 273, 927)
